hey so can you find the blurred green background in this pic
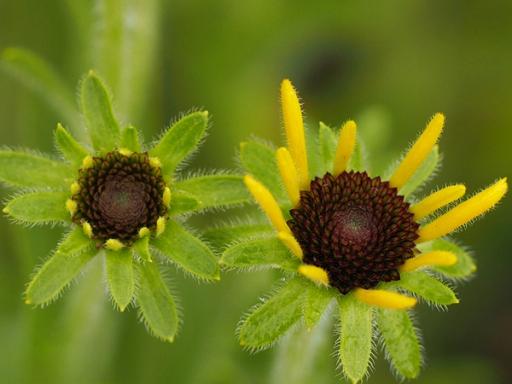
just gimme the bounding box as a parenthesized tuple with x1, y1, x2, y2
(0, 1, 510, 383)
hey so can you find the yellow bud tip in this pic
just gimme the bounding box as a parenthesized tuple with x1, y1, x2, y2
(105, 239, 124, 251)
(138, 227, 150, 238)
(156, 217, 166, 237)
(82, 155, 94, 169)
(355, 288, 417, 310)
(82, 221, 93, 238)
(298, 264, 329, 286)
(333, 120, 357, 175)
(70, 182, 80, 195)
(118, 148, 132, 156)
(149, 157, 162, 169)
(2, 206, 9, 214)
(400, 251, 458, 272)
(163, 187, 171, 207)
(66, 199, 77, 215)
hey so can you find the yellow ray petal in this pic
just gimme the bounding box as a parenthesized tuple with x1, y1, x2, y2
(400, 251, 458, 272)
(65, 199, 77, 216)
(390, 113, 445, 189)
(281, 79, 309, 189)
(277, 231, 303, 259)
(244, 175, 290, 234)
(333, 120, 357, 175)
(276, 147, 300, 207)
(82, 221, 93, 238)
(354, 288, 417, 309)
(163, 186, 171, 207)
(417, 178, 508, 243)
(105, 239, 124, 251)
(298, 264, 329, 286)
(156, 216, 166, 237)
(410, 184, 466, 220)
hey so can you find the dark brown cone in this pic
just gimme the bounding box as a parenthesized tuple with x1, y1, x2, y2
(71, 151, 167, 244)
(288, 171, 419, 294)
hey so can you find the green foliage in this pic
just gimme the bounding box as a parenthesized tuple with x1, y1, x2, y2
(398, 271, 459, 306)
(317, 122, 337, 175)
(168, 191, 201, 216)
(106, 248, 135, 311)
(132, 236, 151, 263)
(25, 228, 96, 306)
(337, 295, 374, 384)
(238, 278, 305, 349)
(377, 308, 421, 379)
(80, 71, 121, 153)
(301, 282, 335, 331)
(348, 135, 368, 172)
(54, 124, 90, 166)
(0, 150, 72, 189)
(399, 146, 440, 197)
(204, 222, 273, 249)
(136, 262, 179, 342)
(120, 125, 141, 152)
(4, 191, 69, 224)
(152, 220, 219, 280)
(150, 112, 209, 178)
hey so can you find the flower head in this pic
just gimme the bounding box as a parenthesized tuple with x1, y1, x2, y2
(0, 71, 248, 342)
(220, 79, 507, 381)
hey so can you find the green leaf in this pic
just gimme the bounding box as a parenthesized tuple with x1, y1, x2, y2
(120, 125, 141, 152)
(302, 282, 335, 331)
(4, 191, 69, 224)
(174, 174, 249, 211)
(168, 190, 201, 216)
(105, 248, 135, 311)
(0, 150, 72, 189)
(54, 123, 89, 166)
(377, 308, 421, 379)
(417, 238, 476, 279)
(239, 140, 288, 204)
(0, 47, 79, 127)
(150, 111, 208, 177)
(133, 235, 151, 263)
(399, 146, 440, 197)
(151, 219, 219, 280)
(25, 228, 96, 305)
(305, 124, 322, 179)
(348, 135, 368, 172)
(239, 278, 305, 349)
(318, 122, 337, 175)
(204, 222, 273, 249)
(398, 271, 459, 306)
(338, 295, 374, 383)
(80, 71, 121, 153)
(136, 262, 179, 342)
(220, 237, 300, 271)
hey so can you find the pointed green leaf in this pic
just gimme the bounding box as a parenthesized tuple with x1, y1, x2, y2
(204, 222, 273, 249)
(221, 237, 300, 271)
(174, 174, 249, 211)
(151, 219, 219, 280)
(106, 248, 135, 311)
(348, 135, 368, 172)
(239, 140, 287, 204)
(4, 191, 69, 224)
(302, 282, 335, 330)
(168, 190, 201, 216)
(80, 71, 121, 153)
(399, 146, 440, 197)
(133, 235, 151, 263)
(417, 238, 476, 279)
(0, 150, 72, 189)
(25, 228, 96, 305)
(150, 111, 208, 177)
(318, 122, 337, 175)
(338, 295, 374, 383)
(120, 125, 141, 152)
(377, 308, 421, 379)
(398, 271, 459, 306)
(136, 262, 179, 342)
(239, 278, 305, 349)
(54, 123, 89, 166)
(305, 124, 322, 179)
(0, 47, 79, 126)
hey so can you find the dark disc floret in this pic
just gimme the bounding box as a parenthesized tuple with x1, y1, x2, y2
(288, 171, 419, 294)
(71, 151, 168, 244)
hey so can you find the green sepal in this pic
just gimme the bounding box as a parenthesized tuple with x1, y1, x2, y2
(204, 222, 273, 249)
(25, 228, 96, 306)
(317, 122, 337, 176)
(220, 236, 300, 271)
(397, 271, 459, 306)
(151, 219, 219, 280)
(238, 278, 305, 350)
(301, 281, 335, 331)
(136, 262, 179, 342)
(337, 295, 374, 384)
(3, 191, 69, 224)
(417, 238, 476, 279)
(168, 190, 201, 216)
(174, 174, 249, 211)
(150, 111, 208, 178)
(348, 135, 368, 172)
(120, 125, 141, 152)
(133, 235, 152, 263)
(304, 124, 322, 179)
(377, 308, 421, 379)
(80, 71, 121, 153)
(54, 123, 89, 166)
(399, 146, 440, 197)
(0, 150, 73, 189)
(105, 248, 135, 311)
(239, 140, 287, 204)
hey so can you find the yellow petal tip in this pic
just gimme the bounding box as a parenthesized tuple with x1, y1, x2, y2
(118, 148, 132, 156)
(138, 227, 150, 238)
(355, 288, 417, 309)
(2, 206, 9, 214)
(149, 157, 162, 169)
(156, 217, 166, 237)
(298, 264, 329, 286)
(66, 199, 77, 216)
(105, 239, 124, 251)
(163, 187, 171, 207)
(82, 221, 93, 238)
(81, 155, 94, 169)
